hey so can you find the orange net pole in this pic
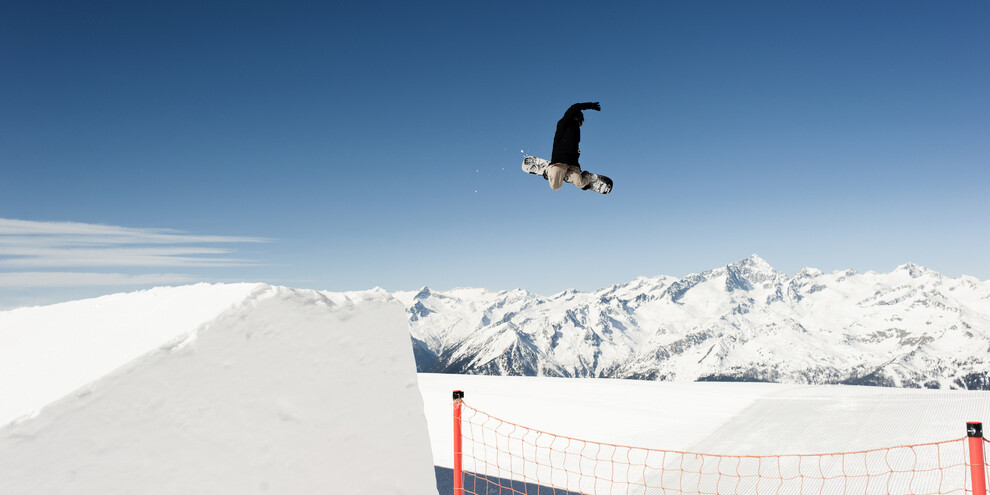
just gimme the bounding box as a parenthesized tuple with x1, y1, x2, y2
(453, 390, 465, 495)
(967, 423, 986, 495)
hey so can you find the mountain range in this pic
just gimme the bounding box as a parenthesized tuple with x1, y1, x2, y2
(394, 255, 990, 389)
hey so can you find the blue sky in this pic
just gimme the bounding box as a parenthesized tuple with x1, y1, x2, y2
(2, 1, 988, 308)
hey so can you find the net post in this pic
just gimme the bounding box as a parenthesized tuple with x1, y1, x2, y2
(453, 390, 465, 495)
(969, 422, 987, 495)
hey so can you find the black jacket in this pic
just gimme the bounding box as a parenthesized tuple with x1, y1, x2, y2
(551, 103, 597, 167)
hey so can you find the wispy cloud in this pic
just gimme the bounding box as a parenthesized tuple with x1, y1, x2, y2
(0, 272, 199, 288)
(0, 218, 268, 288)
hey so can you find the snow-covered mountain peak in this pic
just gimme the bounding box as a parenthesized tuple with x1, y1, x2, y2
(726, 254, 785, 286)
(795, 267, 824, 279)
(412, 286, 433, 300)
(736, 254, 774, 271)
(407, 257, 990, 389)
(895, 262, 938, 279)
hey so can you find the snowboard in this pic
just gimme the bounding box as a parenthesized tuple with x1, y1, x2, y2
(522, 156, 613, 194)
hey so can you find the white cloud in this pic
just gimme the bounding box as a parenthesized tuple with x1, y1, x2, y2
(0, 272, 198, 288)
(0, 218, 266, 247)
(0, 218, 268, 289)
(0, 247, 251, 268)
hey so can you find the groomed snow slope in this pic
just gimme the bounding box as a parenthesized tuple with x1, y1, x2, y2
(419, 373, 990, 469)
(0, 285, 438, 495)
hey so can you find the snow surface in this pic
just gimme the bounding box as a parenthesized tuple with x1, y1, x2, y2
(418, 374, 990, 469)
(0, 284, 437, 495)
(419, 373, 990, 494)
(0, 282, 266, 426)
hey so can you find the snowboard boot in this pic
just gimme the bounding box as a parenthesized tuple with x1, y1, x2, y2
(580, 171, 594, 190)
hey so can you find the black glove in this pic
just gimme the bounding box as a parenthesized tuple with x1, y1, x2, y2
(583, 102, 601, 111)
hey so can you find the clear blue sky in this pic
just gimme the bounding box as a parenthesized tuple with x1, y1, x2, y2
(2, 1, 988, 307)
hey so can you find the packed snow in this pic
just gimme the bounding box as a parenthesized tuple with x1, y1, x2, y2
(0, 283, 266, 427)
(417, 374, 990, 468)
(0, 284, 437, 494)
(418, 374, 989, 494)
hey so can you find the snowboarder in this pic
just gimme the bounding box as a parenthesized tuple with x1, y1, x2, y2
(546, 102, 601, 191)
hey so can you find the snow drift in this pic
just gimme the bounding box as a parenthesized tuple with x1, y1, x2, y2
(0, 284, 438, 495)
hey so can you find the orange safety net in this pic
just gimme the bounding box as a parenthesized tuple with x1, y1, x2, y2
(456, 401, 985, 495)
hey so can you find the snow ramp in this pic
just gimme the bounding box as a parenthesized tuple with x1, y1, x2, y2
(0, 284, 438, 494)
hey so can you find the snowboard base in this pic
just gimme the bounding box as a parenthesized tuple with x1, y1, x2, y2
(522, 156, 612, 194)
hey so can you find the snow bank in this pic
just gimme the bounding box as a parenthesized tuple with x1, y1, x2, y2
(0, 285, 438, 495)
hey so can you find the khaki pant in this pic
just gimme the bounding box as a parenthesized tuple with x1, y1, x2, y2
(546, 163, 589, 190)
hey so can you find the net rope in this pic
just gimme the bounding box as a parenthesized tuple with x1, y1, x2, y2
(457, 401, 986, 495)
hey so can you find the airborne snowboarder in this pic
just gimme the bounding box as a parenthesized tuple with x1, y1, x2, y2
(521, 102, 612, 194)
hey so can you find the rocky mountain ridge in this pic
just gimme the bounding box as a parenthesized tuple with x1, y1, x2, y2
(394, 256, 990, 389)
